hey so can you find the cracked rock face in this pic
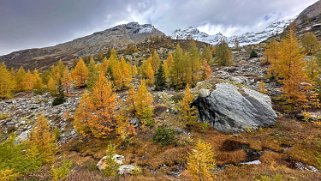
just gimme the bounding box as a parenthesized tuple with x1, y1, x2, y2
(193, 83, 277, 133)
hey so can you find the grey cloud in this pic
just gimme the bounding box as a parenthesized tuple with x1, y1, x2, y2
(0, 0, 318, 55)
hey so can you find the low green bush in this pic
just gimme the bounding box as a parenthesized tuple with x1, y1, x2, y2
(250, 50, 258, 58)
(52, 96, 66, 106)
(51, 159, 73, 181)
(0, 135, 42, 175)
(153, 126, 178, 146)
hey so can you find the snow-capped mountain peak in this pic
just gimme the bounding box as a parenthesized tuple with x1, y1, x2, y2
(171, 19, 293, 46)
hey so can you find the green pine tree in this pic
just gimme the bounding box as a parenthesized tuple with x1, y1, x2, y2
(155, 62, 167, 91)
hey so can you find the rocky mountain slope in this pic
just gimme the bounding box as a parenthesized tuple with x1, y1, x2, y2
(171, 19, 292, 46)
(0, 22, 164, 69)
(294, 0, 321, 39)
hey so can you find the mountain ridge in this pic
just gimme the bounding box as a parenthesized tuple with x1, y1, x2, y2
(0, 22, 164, 69)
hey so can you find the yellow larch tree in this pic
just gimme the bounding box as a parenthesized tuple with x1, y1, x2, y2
(170, 44, 186, 89)
(87, 57, 99, 89)
(0, 63, 16, 99)
(99, 57, 109, 76)
(150, 49, 161, 72)
(73, 91, 93, 136)
(186, 139, 216, 181)
(163, 60, 170, 84)
(21, 70, 35, 91)
(178, 85, 197, 123)
(188, 40, 203, 85)
(72, 58, 88, 87)
(265, 38, 281, 75)
(33, 69, 44, 92)
(47, 77, 57, 95)
(74, 73, 117, 138)
(126, 85, 136, 114)
(15, 66, 26, 91)
(278, 29, 309, 103)
(62, 69, 73, 95)
(28, 114, 57, 164)
(134, 80, 154, 126)
(202, 62, 212, 80)
(116, 101, 136, 141)
(141, 60, 155, 86)
(131, 65, 138, 77)
(90, 73, 117, 138)
(112, 57, 132, 90)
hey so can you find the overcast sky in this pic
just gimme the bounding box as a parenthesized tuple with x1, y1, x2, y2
(0, 0, 318, 55)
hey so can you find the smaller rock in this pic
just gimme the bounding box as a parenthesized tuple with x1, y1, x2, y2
(240, 160, 261, 165)
(113, 154, 125, 164)
(97, 154, 125, 171)
(130, 118, 139, 127)
(16, 129, 31, 142)
(118, 165, 139, 175)
(199, 89, 210, 98)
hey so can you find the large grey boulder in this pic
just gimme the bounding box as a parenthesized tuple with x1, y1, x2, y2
(193, 83, 277, 133)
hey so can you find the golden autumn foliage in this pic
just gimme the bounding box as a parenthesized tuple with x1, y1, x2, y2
(178, 85, 197, 123)
(141, 59, 155, 86)
(99, 57, 109, 75)
(186, 139, 216, 181)
(47, 77, 57, 95)
(111, 57, 132, 90)
(87, 57, 99, 89)
(265, 38, 280, 74)
(150, 49, 161, 72)
(116, 102, 136, 141)
(126, 85, 136, 114)
(163, 60, 170, 84)
(0, 63, 16, 99)
(278, 30, 309, 103)
(170, 44, 186, 88)
(266, 29, 316, 105)
(169, 43, 211, 89)
(215, 40, 234, 66)
(74, 73, 117, 138)
(188, 40, 203, 84)
(133, 80, 154, 126)
(72, 58, 88, 87)
(15, 66, 26, 91)
(131, 65, 138, 77)
(73, 91, 92, 136)
(29, 114, 57, 164)
(32, 69, 44, 92)
(21, 70, 35, 91)
(62, 69, 73, 95)
(202, 62, 212, 80)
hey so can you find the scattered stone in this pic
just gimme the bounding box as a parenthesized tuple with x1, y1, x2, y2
(199, 89, 210, 98)
(97, 154, 125, 171)
(240, 160, 261, 165)
(118, 165, 136, 175)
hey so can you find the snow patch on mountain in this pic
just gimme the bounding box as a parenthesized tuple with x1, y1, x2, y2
(171, 19, 293, 46)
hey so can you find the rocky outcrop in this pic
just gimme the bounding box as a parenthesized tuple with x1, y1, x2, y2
(294, 0, 321, 40)
(193, 83, 277, 133)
